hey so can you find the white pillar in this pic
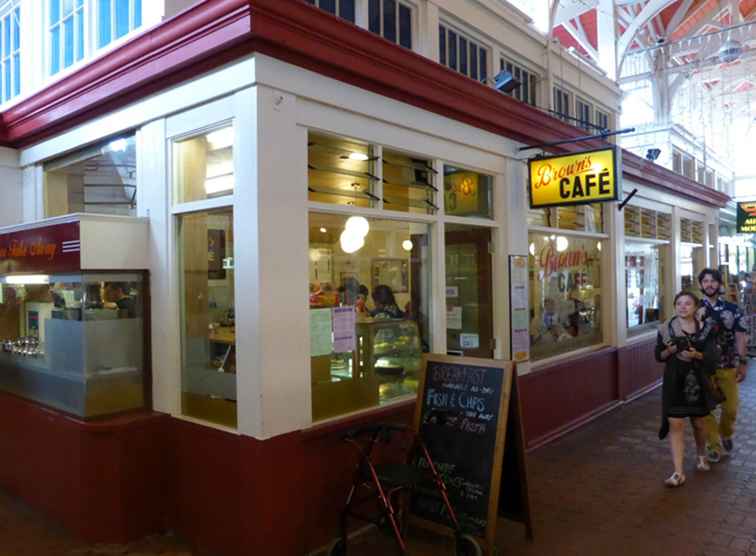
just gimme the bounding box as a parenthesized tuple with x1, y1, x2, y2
(0, 147, 21, 226)
(416, 0, 440, 61)
(596, 0, 617, 81)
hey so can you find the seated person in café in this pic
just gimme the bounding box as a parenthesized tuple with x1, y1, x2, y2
(370, 284, 404, 320)
(103, 282, 136, 318)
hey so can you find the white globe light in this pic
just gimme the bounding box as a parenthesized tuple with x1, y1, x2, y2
(340, 230, 364, 254)
(345, 216, 370, 237)
(596, 241, 602, 252)
(402, 240, 413, 252)
(528, 242, 535, 256)
(556, 236, 569, 252)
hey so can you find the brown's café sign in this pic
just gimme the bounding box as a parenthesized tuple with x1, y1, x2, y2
(737, 202, 756, 234)
(528, 147, 618, 209)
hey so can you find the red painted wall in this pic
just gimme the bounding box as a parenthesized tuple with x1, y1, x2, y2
(0, 391, 171, 543)
(617, 337, 664, 401)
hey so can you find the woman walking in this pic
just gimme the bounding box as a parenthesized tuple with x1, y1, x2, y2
(656, 291, 720, 487)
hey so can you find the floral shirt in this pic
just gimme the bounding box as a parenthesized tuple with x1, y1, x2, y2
(697, 298, 747, 369)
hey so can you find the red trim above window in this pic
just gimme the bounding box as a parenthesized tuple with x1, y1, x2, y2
(0, 0, 729, 208)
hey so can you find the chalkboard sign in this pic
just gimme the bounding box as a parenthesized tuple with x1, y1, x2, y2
(412, 354, 515, 551)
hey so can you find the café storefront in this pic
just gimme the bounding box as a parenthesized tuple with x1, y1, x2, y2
(0, 1, 730, 554)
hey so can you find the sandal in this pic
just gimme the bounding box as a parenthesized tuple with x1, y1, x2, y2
(697, 456, 710, 471)
(665, 472, 686, 487)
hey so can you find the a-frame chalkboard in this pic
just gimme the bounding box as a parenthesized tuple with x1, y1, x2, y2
(411, 354, 533, 554)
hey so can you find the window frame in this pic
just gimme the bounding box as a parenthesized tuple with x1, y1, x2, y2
(439, 22, 488, 82)
(624, 237, 669, 336)
(95, 0, 142, 50)
(0, 1, 20, 103)
(48, 0, 86, 76)
(306, 128, 503, 422)
(499, 56, 537, 106)
(575, 97, 592, 131)
(553, 86, 571, 121)
(528, 203, 610, 368)
(369, 0, 414, 49)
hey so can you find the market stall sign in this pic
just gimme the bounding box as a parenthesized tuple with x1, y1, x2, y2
(528, 148, 618, 208)
(737, 202, 756, 234)
(0, 222, 81, 274)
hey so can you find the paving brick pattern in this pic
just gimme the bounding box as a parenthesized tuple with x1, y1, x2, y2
(2, 361, 756, 556)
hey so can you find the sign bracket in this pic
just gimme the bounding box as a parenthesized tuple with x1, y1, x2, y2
(617, 188, 638, 211)
(518, 127, 635, 153)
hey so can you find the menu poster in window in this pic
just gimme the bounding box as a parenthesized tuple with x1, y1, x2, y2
(509, 256, 530, 362)
(332, 306, 356, 353)
(412, 355, 533, 553)
(208, 229, 226, 280)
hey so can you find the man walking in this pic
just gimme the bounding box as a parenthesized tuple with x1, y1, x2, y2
(697, 269, 749, 463)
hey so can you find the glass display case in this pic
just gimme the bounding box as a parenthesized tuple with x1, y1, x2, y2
(0, 272, 147, 418)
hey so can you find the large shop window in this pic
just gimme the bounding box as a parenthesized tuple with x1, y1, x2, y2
(309, 213, 430, 421)
(178, 208, 237, 428)
(0, 2, 20, 103)
(44, 134, 137, 217)
(49, 0, 84, 74)
(369, 0, 412, 49)
(174, 124, 234, 203)
(625, 242, 665, 335)
(439, 24, 488, 82)
(529, 233, 603, 361)
(680, 217, 704, 294)
(97, 0, 142, 48)
(444, 166, 493, 218)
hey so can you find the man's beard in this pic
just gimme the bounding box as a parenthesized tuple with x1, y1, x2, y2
(701, 286, 719, 297)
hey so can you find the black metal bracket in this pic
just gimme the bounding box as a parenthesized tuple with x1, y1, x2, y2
(617, 188, 638, 211)
(518, 127, 636, 152)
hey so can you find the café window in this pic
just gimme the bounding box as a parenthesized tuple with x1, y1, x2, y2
(309, 213, 430, 421)
(528, 232, 603, 361)
(624, 205, 672, 241)
(444, 166, 493, 219)
(528, 203, 604, 233)
(369, 0, 413, 49)
(174, 124, 234, 203)
(625, 242, 665, 335)
(439, 24, 488, 82)
(305, 0, 356, 22)
(308, 132, 376, 208)
(672, 150, 683, 174)
(499, 58, 537, 106)
(178, 208, 237, 428)
(682, 154, 695, 180)
(383, 148, 436, 214)
(680, 217, 704, 294)
(44, 134, 137, 217)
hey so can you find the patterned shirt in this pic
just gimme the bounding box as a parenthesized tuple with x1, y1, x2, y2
(698, 297, 747, 369)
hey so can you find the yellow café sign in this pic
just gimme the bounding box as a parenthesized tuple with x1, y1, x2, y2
(528, 147, 618, 208)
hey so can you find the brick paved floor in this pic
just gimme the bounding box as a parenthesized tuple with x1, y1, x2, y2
(3, 362, 756, 556)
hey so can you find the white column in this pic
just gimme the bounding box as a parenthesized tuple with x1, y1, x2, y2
(236, 85, 310, 439)
(416, 0, 440, 61)
(596, 0, 617, 81)
(21, 165, 44, 222)
(0, 147, 21, 226)
(136, 118, 182, 416)
(669, 206, 681, 309)
(609, 195, 624, 347)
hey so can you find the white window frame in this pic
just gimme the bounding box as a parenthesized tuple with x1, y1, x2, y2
(528, 204, 610, 369)
(306, 128, 505, 424)
(595, 108, 609, 131)
(553, 86, 571, 121)
(95, 0, 142, 50)
(0, 0, 20, 103)
(575, 97, 592, 131)
(369, 0, 414, 49)
(48, 0, 86, 75)
(439, 21, 489, 82)
(499, 56, 538, 106)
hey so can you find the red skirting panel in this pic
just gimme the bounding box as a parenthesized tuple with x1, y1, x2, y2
(617, 337, 663, 401)
(519, 348, 619, 451)
(0, 391, 171, 543)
